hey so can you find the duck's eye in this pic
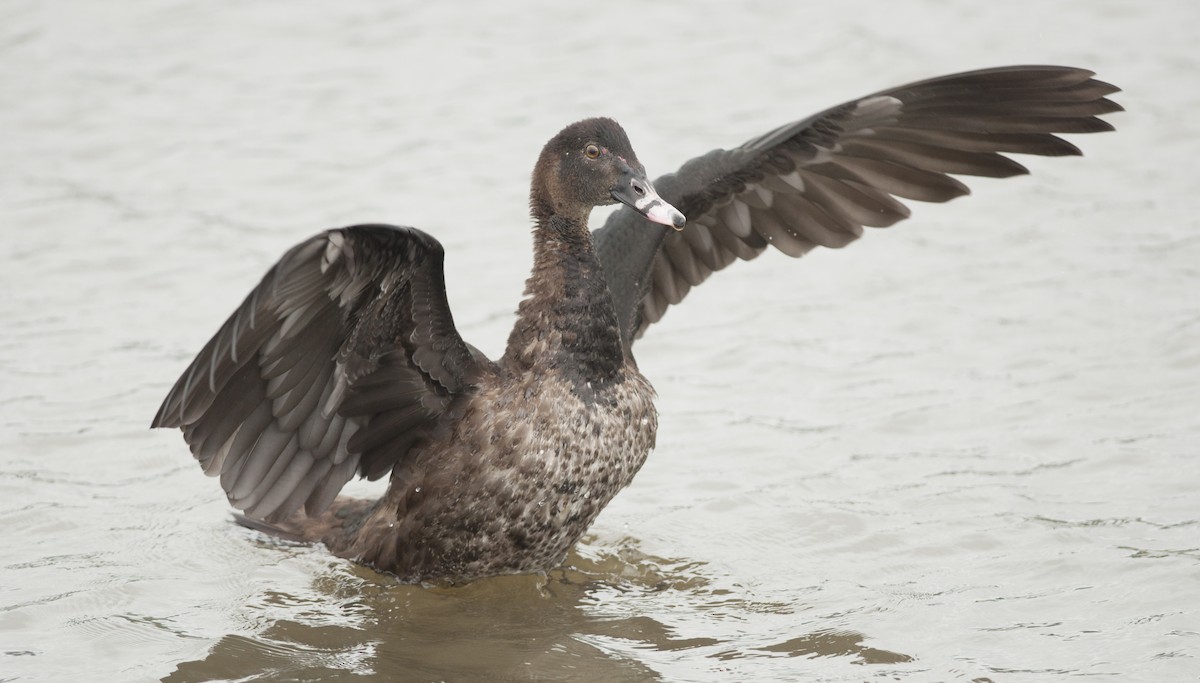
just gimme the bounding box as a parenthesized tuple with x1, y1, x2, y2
(584, 144, 601, 159)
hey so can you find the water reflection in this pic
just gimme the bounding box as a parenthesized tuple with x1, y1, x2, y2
(164, 544, 677, 682)
(162, 539, 910, 681)
(749, 630, 912, 664)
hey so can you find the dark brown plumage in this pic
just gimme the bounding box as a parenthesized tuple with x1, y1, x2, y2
(153, 66, 1120, 584)
(594, 65, 1122, 344)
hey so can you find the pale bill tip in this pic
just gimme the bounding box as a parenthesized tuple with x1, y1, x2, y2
(639, 198, 686, 230)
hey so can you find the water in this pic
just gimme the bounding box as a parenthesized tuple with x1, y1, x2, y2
(2, 1, 1197, 680)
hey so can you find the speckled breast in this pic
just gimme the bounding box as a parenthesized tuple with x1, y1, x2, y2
(500, 367, 659, 566)
(360, 364, 659, 584)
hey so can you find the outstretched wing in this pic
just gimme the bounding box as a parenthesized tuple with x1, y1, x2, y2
(152, 224, 491, 522)
(593, 65, 1122, 346)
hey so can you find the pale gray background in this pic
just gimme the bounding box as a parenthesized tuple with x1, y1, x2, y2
(2, 1, 1196, 681)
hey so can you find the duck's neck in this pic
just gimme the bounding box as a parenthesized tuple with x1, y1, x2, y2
(503, 212, 625, 382)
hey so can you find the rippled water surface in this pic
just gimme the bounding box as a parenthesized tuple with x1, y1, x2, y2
(3, 1, 1197, 681)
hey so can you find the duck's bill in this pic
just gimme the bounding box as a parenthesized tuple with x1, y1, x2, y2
(636, 195, 686, 230)
(612, 174, 686, 230)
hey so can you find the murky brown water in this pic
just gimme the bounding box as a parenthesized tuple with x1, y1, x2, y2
(3, 1, 1197, 681)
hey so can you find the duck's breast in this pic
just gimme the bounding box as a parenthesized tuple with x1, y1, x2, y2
(361, 364, 657, 582)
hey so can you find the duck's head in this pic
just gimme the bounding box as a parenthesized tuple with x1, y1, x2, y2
(530, 117, 685, 230)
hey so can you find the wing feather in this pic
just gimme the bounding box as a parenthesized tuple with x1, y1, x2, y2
(593, 65, 1121, 344)
(153, 224, 493, 522)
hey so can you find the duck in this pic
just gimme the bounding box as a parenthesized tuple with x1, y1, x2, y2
(152, 65, 1121, 584)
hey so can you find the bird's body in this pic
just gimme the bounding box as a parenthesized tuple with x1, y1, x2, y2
(153, 66, 1121, 584)
(323, 361, 656, 584)
(284, 215, 658, 584)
